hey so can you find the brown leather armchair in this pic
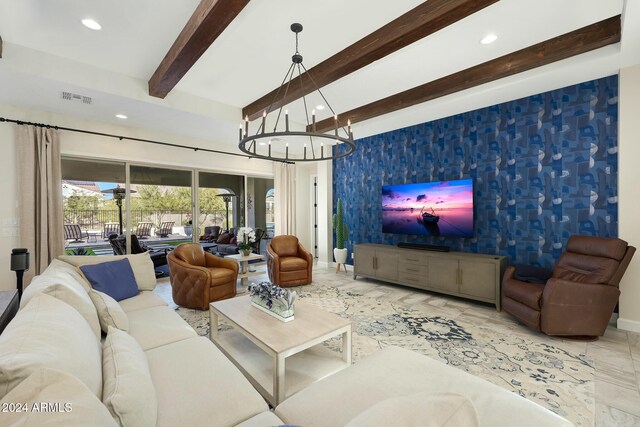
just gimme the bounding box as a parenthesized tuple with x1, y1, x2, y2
(168, 243, 238, 310)
(266, 235, 313, 287)
(502, 235, 635, 337)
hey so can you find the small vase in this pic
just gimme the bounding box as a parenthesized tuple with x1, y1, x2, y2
(241, 249, 252, 257)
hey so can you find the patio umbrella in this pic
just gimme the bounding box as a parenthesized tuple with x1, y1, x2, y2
(101, 187, 136, 235)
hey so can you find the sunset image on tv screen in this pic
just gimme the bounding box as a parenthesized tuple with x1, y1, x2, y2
(381, 179, 474, 238)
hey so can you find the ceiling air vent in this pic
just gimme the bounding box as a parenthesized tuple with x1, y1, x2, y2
(61, 91, 92, 105)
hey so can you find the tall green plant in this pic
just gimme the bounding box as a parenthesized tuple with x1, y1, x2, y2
(332, 198, 348, 249)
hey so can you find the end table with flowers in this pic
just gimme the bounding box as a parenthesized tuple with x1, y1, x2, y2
(237, 227, 256, 257)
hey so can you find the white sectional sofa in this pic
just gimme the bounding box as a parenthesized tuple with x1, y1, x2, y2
(0, 254, 573, 426)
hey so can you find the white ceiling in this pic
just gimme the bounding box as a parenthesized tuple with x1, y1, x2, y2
(0, 0, 637, 155)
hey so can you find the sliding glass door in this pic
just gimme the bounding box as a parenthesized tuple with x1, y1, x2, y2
(61, 156, 266, 255)
(129, 165, 193, 241)
(61, 157, 126, 254)
(197, 172, 245, 236)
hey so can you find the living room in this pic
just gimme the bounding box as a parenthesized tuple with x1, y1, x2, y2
(0, 0, 640, 426)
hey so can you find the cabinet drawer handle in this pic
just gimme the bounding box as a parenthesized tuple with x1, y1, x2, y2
(406, 268, 419, 272)
(406, 258, 419, 262)
(405, 276, 418, 282)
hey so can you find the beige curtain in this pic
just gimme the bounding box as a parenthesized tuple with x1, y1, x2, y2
(17, 126, 64, 283)
(274, 162, 296, 235)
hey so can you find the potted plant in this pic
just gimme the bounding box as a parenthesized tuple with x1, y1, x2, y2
(182, 217, 193, 237)
(236, 226, 256, 256)
(333, 198, 349, 268)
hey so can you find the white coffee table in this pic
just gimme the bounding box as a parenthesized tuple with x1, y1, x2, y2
(210, 296, 352, 406)
(225, 253, 265, 289)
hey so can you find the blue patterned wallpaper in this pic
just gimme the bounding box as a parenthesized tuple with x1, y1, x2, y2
(333, 75, 618, 267)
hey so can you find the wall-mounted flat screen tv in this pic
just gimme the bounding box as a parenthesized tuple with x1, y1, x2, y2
(381, 178, 474, 238)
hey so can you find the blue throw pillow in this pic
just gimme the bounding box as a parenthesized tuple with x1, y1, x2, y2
(80, 258, 139, 301)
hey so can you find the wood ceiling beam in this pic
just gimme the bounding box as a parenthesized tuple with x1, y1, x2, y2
(149, 0, 250, 99)
(242, 0, 499, 121)
(313, 15, 621, 133)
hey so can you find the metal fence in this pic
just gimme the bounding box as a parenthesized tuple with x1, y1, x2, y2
(63, 209, 232, 231)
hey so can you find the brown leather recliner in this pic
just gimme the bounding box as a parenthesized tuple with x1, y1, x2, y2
(168, 243, 238, 310)
(502, 235, 635, 337)
(266, 235, 313, 287)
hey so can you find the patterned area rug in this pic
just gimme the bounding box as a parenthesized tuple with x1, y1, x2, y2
(170, 279, 594, 425)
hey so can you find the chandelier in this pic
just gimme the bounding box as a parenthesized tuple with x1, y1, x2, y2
(238, 23, 355, 162)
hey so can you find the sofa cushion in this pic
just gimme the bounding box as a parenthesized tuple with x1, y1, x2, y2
(103, 327, 157, 427)
(89, 289, 130, 333)
(216, 232, 231, 244)
(80, 259, 139, 301)
(345, 392, 478, 427)
(21, 273, 101, 339)
(42, 258, 92, 292)
(280, 256, 308, 272)
(126, 306, 197, 351)
(0, 294, 102, 400)
(118, 291, 167, 313)
(274, 346, 571, 427)
(59, 253, 157, 291)
(145, 337, 269, 427)
(0, 368, 117, 427)
(513, 264, 552, 284)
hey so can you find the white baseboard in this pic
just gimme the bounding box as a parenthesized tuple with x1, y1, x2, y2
(617, 317, 640, 333)
(316, 261, 330, 269)
(314, 261, 353, 272)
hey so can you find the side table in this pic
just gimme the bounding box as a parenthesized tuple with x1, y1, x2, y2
(225, 253, 266, 290)
(0, 290, 19, 334)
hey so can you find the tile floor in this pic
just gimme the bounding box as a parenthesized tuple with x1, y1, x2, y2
(158, 266, 640, 426)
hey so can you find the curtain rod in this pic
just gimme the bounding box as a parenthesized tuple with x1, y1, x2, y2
(0, 116, 293, 163)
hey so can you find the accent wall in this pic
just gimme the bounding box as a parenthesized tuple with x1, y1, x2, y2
(333, 75, 618, 267)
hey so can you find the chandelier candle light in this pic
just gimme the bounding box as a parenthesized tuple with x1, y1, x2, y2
(238, 23, 356, 162)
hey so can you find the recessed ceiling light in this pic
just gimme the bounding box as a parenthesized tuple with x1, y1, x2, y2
(258, 142, 267, 146)
(115, 114, 128, 119)
(315, 105, 325, 111)
(82, 18, 102, 31)
(480, 34, 497, 45)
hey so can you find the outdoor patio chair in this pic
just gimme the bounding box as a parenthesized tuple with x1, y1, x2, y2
(64, 224, 88, 242)
(103, 222, 120, 239)
(251, 228, 265, 254)
(109, 234, 169, 275)
(135, 221, 153, 238)
(155, 221, 174, 237)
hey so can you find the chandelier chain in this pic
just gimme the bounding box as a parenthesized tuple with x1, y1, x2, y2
(237, 23, 355, 162)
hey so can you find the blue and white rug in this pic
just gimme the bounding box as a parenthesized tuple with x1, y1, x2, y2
(169, 279, 594, 425)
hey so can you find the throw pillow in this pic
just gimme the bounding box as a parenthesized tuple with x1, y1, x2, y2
(216, 232, 231, 244)
(80, 258, 139, 302)
(230, 236, 238, 244)
(58, 253, 157, 291)
(345, 392, 479, 427)
(20, 273, 101, 340)
(88, 289, 130, 333)
(0, 368, 117, 427)
(103, 326, 158, 427)
(0, 294, 102, 400)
